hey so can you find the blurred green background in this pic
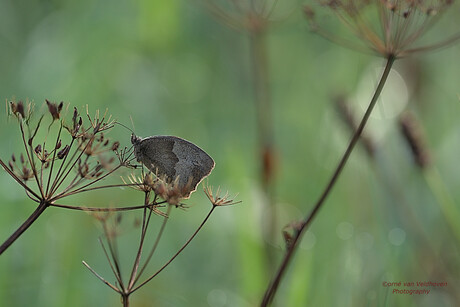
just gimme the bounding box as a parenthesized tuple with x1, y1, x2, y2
(1, 0, 460, 306)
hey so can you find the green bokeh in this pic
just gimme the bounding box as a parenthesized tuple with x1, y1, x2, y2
(1, 0, 460, 306)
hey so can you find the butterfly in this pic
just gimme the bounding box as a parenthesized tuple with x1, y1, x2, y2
(131, 134, 215, 198)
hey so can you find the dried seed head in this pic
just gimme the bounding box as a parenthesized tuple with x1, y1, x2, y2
(73, 107, 78, 122)
(56, 139, 62, 149)
(11, 154, 16, 162)
(150, 176, 185, 206)
(303, 5, 315, 19)
(306, 0, 458, 57)
(203, 184, 241, 207)
(111, 141, 120, 151)
(20, 153, 25, 164)
(10, 101, 26, 118)
(57, 145, 70, 159)
(79, 163, 89, 177)
(46, 99, 63, 120)
(143, 173, 155, 187)
(16, 101, 25, 118)
(204, 0, 280, 33)
(34, 144, 42, 154)
(21, 166, 33, 181)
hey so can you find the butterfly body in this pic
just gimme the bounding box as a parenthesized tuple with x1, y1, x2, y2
(131, 134, 215, 198)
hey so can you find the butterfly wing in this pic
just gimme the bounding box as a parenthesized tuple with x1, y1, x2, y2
(170, 137, 215, 196)
(136, 136, 215, 197)
(135, 136, 178, 180)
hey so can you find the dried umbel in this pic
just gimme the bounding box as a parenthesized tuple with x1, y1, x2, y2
(204, 184, 241, 207)
(305, 0, 459, 57)
(86, 169, 240, 306)
(0, 99, 134, 255)
(3, 101, 126, 203)
(203, 0, 280, 32)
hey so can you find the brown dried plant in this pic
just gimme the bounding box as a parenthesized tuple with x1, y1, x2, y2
(83, 175, 239, 307)
(304, 0, 460, 58)
(262, 1, 460, 305)
(0, 100, 141, 255)
(1, 99, 240, 306)
(202, 0, 283, 270)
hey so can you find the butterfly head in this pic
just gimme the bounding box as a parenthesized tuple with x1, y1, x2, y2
(131, 133, 142, 145)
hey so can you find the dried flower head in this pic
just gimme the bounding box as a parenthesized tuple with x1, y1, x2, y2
(0, 99, 138, 255)
(46, 99, 63, 121)
(204, 184, 241, 207)
(121, 172, 187, 214)
(203, 0, 281, 32)
(305, 0, 460, 57)
(9, 100, 26, 119)
(153, 176, 186, 206)
(1, 100, 125, 205)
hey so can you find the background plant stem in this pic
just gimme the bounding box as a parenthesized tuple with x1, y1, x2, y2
(261, 55, 396, 306)
(249, 26, 277, 269)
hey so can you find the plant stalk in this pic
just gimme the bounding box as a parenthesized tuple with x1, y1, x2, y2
(0, 200, 49, 255)
(131, 205, 216, 293)
(261, 55, 396, 306)
(249, 25, 277, 267)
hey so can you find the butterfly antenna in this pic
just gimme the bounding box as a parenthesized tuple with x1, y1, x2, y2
(114, 121, 135, 134)
(129, 115, 135, 132)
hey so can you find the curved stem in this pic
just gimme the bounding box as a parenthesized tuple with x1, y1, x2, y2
(0, 200, 49, 255)
(49, 202, 155, 212)
(261, 55, 396, 306)
(132, 204, 172, 287)
(131, 205, 216, 293)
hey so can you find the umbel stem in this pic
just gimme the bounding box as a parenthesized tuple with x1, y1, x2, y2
(249, 21, 277, 269)
(0, 201, 49, 255)
(261, 55, 396, 306)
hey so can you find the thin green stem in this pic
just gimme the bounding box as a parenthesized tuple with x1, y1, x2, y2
(127, 194, 154, 290)
(82, 260, 120, 292)
(261, 55, 396, 306)
(249, 24, 277, 268)
(49, 202, 152, 212)
(50, 164, 122, 202)
(132, 204, 172, 286)
(131, 205, 216, 293)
